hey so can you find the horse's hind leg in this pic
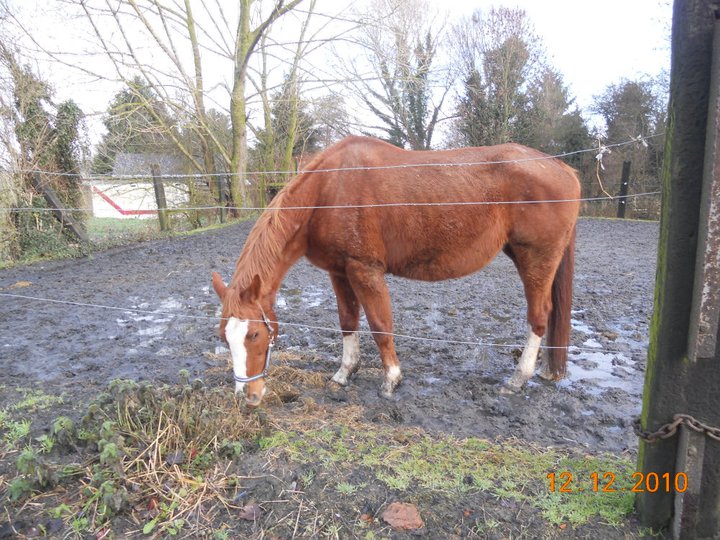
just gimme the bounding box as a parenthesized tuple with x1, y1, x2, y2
(330, 273, 361, 386)
(345, 261, 402, 399)
(501, 245, 559, 393)
(502, 328, 543, 393)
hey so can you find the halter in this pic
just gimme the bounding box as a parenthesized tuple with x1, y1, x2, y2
(233, 307, 276, 384)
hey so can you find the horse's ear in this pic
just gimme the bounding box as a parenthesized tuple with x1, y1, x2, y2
(241, 274, 263, 303)
(211, 272, 227, 299)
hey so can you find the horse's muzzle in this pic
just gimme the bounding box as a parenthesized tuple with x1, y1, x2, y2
(245, 392, 263, 408)
(243, 381, 266, 408)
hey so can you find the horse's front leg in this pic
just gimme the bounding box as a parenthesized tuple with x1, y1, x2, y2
(346, 262, 402, 399)
(329, 273, 361, 386)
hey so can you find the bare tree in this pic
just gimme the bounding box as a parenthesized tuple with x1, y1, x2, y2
(7, 0, 309, 209)
(250, 0, 317, 182)
(337, 0, 452, 150)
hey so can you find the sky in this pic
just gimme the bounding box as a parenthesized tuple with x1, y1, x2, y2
(442, 0, 672, 112)
(5, 0, 673, 147)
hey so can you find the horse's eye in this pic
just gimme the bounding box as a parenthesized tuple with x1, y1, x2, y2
(248, 331, 259, 341)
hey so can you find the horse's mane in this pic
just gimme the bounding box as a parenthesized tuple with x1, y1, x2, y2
(230, 149, 330, 291)
(230, 189, 294, 291)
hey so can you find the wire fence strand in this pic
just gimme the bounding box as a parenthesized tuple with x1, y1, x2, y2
(0, 134, 657, 359)
(9, 133, 663, 181)
(0, 191, 662, 214)
(0, 291, 639, 355)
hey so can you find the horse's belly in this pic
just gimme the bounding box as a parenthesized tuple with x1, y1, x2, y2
(388, 246, 499, 281)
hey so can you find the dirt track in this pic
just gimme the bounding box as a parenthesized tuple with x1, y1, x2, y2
(0, 217, 657, 453)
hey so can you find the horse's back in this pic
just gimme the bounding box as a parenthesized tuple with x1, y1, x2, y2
(305, 137, 578, 201)
(297, 137, 580, 280)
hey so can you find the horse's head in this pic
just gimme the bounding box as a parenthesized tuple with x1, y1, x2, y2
(211, 272, 278, 408)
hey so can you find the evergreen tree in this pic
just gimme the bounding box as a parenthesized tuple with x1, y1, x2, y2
(91, 77, 177, 174)
(522, 68, 591, 168)
(451, 8, 540, 147)
(451, 8, 590, 169)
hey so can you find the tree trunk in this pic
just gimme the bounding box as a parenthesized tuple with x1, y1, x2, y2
(0, 172, 19, 262)
(229, 0, 307, 212)
(184, 0, 219, 209)
(229, 0, 253, 212)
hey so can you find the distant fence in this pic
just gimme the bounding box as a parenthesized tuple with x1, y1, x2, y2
(0, 135, 663, 263)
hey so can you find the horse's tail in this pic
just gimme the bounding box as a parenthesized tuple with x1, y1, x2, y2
(546, 224, 576, 380)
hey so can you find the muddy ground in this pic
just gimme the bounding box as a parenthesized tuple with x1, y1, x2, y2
(0, 217, 659, 538)
(0, 218, 656, 453)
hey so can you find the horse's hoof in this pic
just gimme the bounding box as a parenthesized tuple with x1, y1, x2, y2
(328, 379, 347, 391)
(331, 372, 350, 387)
(378, 382, 398, 400)
(539, 370, 565, 382)
(327, 382, 348, 402)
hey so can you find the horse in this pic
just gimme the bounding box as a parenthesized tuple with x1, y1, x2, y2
(211, 135, 580, 408)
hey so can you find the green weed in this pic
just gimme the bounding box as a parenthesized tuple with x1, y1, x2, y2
(3, 418, 31, 449)
(12, 389, 64, 412)
(261, 427, 636, 527)
(335, 481, 362, 495)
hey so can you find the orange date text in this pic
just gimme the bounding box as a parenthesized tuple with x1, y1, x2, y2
(546, 471, 688, 493)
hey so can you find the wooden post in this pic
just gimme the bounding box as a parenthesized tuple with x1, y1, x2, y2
(150, 164, 170, 232)
(616, 161, 631, 218)
(672, 426, 706, 538)
(217, 175, 226, 224)
(259, 174, 267, 209)
(636, 1, 720, 537)
(30, 173, 89, 244)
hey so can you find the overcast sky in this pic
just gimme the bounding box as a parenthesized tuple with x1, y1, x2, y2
(443, 0, 672, 111)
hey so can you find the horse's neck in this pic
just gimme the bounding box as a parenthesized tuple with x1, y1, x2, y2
(231, 194, 309, 298)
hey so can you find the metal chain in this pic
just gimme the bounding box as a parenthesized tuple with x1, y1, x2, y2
(633, 414, 720, 443)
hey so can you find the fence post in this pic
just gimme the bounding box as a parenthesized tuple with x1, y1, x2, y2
(259, 174, 267, 209)
(30, 173, 89, 244)
(616, 161, 631, 218)
(150, 164, 169, 232)
(636, 1, 720, 537)
(217, 174, 226, 224)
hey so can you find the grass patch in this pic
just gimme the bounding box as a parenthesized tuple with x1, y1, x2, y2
(11, 388, 64, 413)
(86, 216, 159, 242)
(87, 214, 260, 248)
(1, 214, 256, 268)
(0, 372, 641, 538)
(261, 426, 637, 527)
(0, 388, 65, 453)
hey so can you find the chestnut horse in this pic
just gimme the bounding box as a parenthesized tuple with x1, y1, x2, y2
(212, 136, 580, 407)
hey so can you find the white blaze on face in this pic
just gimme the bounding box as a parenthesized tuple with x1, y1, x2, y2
(225, 317, 249, 394)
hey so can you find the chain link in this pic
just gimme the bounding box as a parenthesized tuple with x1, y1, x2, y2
(633, 414, 720, 443)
